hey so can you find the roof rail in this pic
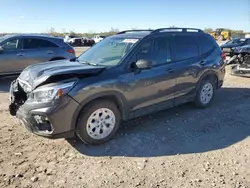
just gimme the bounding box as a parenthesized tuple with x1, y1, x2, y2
(117, 29, 153, 34)
(152, 28, 204, 33)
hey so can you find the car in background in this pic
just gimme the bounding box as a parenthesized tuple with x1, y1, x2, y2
(220, 38, 250, 57)
(81, 37, 95, 46)
(64, 35, 83, 47)
(92, 35, 106, 43)
(0, 34, 75, 75)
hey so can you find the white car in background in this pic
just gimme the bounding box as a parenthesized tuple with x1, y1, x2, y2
(92, 35, 106, 43)
(64, 35, 83, 46)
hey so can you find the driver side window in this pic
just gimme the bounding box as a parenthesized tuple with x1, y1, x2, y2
(2, 39, 22, 51)
(135, 36, 172, 66)
(136, 39, 153, 61)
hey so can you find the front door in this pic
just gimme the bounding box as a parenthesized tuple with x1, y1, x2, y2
(122, 35, 176, 114)
(22, 38, 57, 67)
(0, 38, 26, 74)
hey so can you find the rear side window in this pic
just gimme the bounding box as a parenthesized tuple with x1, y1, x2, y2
(24, 38, 58, 49)
(197, 34, 216, 54)
(174, 34, 199, 61)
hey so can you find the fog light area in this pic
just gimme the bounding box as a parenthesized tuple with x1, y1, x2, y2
(33, 115, 52, 132)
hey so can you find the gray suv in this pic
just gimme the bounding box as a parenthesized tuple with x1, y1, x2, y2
(9, 28, 226, 145)
(0, 34, 75, 75)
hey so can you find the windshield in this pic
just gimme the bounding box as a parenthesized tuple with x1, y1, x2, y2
(226, 38, 246, 44)
(78, 37, 139, 66)
(0, 35, 11, 43)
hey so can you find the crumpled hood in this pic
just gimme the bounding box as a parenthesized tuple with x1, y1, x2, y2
(18, 59, 105, 91)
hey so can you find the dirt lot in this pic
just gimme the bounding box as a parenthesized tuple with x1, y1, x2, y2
(74, 47, 90, 57)
(0, 47, 250, 188)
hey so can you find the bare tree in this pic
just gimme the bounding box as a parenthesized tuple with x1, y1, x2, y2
(204, 27, 213, 33)
(47, 27, 56, 35)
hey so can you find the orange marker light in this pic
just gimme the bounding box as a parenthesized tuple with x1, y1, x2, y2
(57, 89, 64, 97)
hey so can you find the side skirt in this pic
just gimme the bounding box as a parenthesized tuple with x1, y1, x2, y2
(127, 94, 195, 120)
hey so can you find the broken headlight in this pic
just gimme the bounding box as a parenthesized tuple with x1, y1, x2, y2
(28, 81, 75, 102)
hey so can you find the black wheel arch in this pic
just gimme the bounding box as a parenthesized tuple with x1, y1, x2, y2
(71, 91, 128, 131)
(196, 70, 219, 90)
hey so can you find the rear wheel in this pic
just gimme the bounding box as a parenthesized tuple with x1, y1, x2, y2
(194, 79, 215, 108)
(76, 100, 121, 145)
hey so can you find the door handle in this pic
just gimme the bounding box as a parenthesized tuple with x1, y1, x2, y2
(17, 53, 25, 57)
(199, 61, 206, 66)
(47, 51, 53, 54)
(166, 68, 174, 73)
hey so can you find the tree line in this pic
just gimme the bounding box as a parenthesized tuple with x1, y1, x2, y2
(204, 27, 247, 36)
(1, 27, 249, 38)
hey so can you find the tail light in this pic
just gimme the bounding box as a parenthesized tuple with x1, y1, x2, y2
(67, 49, 75, 55)
(221, 52, 226, 60)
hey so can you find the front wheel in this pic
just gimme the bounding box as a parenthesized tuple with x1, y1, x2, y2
(194, 79, 215, 108)
(76, 100, 121, 145)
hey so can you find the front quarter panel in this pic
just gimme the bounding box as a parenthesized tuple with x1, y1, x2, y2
(68, 69, 129, 119)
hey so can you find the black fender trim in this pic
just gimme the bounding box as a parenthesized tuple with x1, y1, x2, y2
(70, 91, 128, 130)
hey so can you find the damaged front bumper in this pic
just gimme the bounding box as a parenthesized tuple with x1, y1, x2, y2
(9, 79, 79, 139)
(230, 64, 250, 78)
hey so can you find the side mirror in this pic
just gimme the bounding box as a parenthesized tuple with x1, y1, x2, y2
(135, 59, 153, 70)
(0, 46, 3, 53)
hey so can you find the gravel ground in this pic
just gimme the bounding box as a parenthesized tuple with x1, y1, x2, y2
(74, 47, 90, 56)
(0, 57, 250, 187)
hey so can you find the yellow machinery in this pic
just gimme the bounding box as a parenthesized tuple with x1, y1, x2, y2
(210, 28, 232, 41)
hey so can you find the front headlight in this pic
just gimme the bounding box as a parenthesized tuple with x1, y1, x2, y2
(28, 81, 75, 102)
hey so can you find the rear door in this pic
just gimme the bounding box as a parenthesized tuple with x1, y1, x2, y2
(0, 37, 25, 74)
(171, 33, 201, 101)
(23, 38, 59, 66)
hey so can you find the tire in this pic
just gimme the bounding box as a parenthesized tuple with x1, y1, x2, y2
(76, 100, 121, 145)
(194, 78, 215, 108)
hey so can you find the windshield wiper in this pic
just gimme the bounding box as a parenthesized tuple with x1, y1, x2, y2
(80, 61, 98, 66)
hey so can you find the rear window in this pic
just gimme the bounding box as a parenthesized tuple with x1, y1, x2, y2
(174, 34, 199, 61)
(197, 34, 216, 54)
(24, 38, 58, 49)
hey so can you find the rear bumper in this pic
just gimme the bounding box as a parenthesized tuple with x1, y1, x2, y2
(217, 63, 226, 89)
(217, 80, 223, 89)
